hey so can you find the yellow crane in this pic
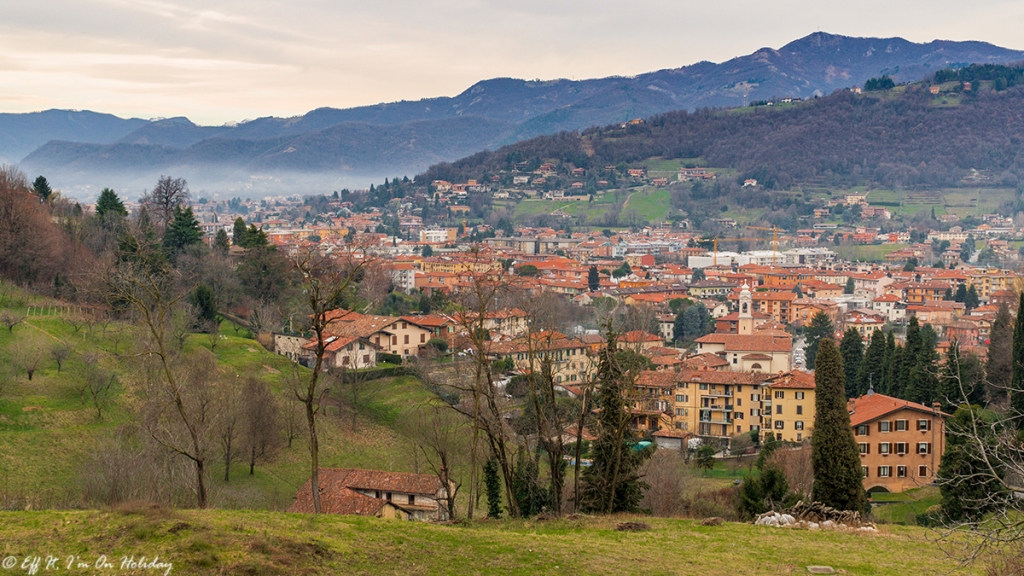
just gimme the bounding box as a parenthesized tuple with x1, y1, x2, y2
(697, 235, 761, 267)
(745, 225, 786, 266)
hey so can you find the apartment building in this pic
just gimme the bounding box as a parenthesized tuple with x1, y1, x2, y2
(850, 392, 948, 493)
(762, 371, 816, 442)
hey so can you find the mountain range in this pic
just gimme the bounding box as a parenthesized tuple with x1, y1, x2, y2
(6, 32, 1024, 199)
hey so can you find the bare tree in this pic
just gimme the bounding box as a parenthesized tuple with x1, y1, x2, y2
(242, 377, 281, 475)
(50, 341, 71, 373)
(405, 403, 467, 520)
(356, 261, 392, 312)
(770, 445, 813, 499)
(332, 366, 378, 432)
(292, 247, 368, 513)
(81, 353, 116, 419)
(641, 449, 690, 517)
(0, 310, 24, 332)
(103, 229, 215, 508)
(218, 377, 243, 482)
(12, 335, 47, 380)
(140, 176, 190, 230)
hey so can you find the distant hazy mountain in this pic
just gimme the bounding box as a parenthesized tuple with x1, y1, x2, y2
(12, 32, 1024, 198)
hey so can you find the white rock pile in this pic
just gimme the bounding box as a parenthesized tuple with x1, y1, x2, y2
(754, 501, 878, 533)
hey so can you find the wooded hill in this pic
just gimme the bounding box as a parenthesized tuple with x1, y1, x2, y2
(418, 65, 1024, 192)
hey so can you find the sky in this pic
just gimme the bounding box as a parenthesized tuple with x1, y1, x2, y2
(2, 0, 1023, 125)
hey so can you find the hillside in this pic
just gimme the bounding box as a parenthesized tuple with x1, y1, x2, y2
(0, 509, 978, 575)
(0, 283, 435, 511)
(10, 32, 1024, 197)
(419, 69, 1024, 193)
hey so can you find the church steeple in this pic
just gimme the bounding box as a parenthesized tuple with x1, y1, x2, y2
(738, 283, 753, 335)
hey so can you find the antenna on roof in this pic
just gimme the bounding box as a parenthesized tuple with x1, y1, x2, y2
(867, 374, 874, 396)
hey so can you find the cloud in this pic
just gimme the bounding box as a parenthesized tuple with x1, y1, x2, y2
(2, 0, 1022, 124)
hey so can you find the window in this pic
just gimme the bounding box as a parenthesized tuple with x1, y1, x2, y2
(775, 391, 784, 399)
(895, 442, 907, 455)
(751, 409, 759, 417)
(363, 355, 370, 364)
(675, 394, 687, 403)
(795, 392, 805, 400)
(774, 421, 784, 429)
(917, 442, 931, 454)
(341, 356, 350, 365)
(896, 419, 908, 431)
(699, 383, 708, 391)
(795, 421, 804, 431)
(918, 465, 928, 477)
(391, 335, 397, 345)
(751, 394, 759, 401)
(402, 322, 408, 329)
(796, 405, 803, 415)
(897, 466, 907, 478)
(879, 421, 891, 433)
(862, 466, 869, 478)
(856, 425, 868, 436)
(776, 405, 782, 414)
(409, 495, 415, 505)
(359, 342, 365, 350)
(386, 493, 392, 501)
(879, 442, 890, 454)
(737, 398, 742, 407)
(796, 433, 803, 441)
(404, 335, 410, 344)
(732, 358, 737, 364)
(420, 334, 425, 343)
(878, 466, 891, 478)
(858, 443, 869, 455)
(918, 419, 931, 431)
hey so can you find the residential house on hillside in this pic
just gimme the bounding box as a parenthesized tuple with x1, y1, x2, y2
(289, 468, 450, 521)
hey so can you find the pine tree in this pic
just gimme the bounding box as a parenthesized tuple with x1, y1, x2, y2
(587, 265, 600, 292)
(844, 277, 855, 294)
(1010, 292, 1024, 429)
(95, 188, 127, 218)
(964, 285, 980, 312)
(986, 303, 1013, 404)
(162, 205, 203, 256)
(856, 329, 886, 396)
(839, 328, 864, 398)
(906, 323, 940, 405)
(233, 217, 248, 246)
(805, 311, 835, 370)
(213, 229, 230, 255)
(32, 175, 52, 201)
(886, 345, 905, 398)
(811, 338, 867, 512)
(880, 331, 896, 393)
(578, 331, 652, 514)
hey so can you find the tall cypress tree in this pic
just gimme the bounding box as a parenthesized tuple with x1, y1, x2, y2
(885, 346, 905, 397)
(839, 328, 864, 398)
(987, 303, 1013, 405)
(880, 331, 896, 393)
(587, 265, 600, 292)
(578, 330, 652, 514)
(811, 338, 867, 512)
(857, 329, 886, 396)
(233, 217, 248, 246)
(1010, 292, 1024, 429)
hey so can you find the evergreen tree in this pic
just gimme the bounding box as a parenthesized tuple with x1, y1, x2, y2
(213, 229, 230, 255)
(886, 345, 906, 398)
(484, 456, 502, 519)
(422, 245, 434, 257)
(938, 340, 986, 412)
(1010, 292, 1024, 429)
(738, 463, 791, 519)
(805, 311, 835, 370)
(510, 452, 547, 518)
(953, 284, 967, 303)
(986, 303, 1013, 404)
(690, 268, 706, 282)
(880, 331, 896, 392)
(938, 406, 1007, 523)
(95, 188, 127, 218)
(232, 217, 248, 246)
(162, 205, 203, 257)
(839, 328, 864, 398)
(587, 265, 600, 292)
(856, 329, 887, 396)
(811, 338, 867, 512)
(963, 285, 980, 312)
(578, 331, 652, 513)
(244, 224, 269, 248)
(844, 277, 855, 294)
(32, 175, 52, 201)
(191, 284, 218, 324)
(906, 323, 940, 405)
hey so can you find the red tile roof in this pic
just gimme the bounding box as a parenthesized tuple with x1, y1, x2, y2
(847, 393, 947, 427)
(695, 333, 792, 353)
(766, 370, 816, 389)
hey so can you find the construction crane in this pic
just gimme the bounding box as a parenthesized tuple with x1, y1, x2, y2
(745, 225, 786, 266)
(696, 235, 762, 267)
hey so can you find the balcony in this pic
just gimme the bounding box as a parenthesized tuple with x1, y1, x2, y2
(703, 404, 733, 412)
(704, 391, 733, 398)
(700, 415, 733, 425)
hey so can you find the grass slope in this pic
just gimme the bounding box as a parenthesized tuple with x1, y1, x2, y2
(0, 283, 437, 510)
(0, 508, 978, 575)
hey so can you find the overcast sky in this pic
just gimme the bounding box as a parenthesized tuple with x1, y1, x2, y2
(2, 0, 1022, 125)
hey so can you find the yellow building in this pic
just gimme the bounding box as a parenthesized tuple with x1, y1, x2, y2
(762, 371, 816, 443)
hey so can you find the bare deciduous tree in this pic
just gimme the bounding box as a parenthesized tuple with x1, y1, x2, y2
(81, 352, 116, 419)
(405, 403, 467, 520)
(0, 310, 24, 332)
(292, 247, 368, 513)
(140, 175, 190, 230)
(218, 377, 243, 482)
(242, 376, 281, 475)
(12, 334, 47, 380)
(50, 341, 71, 373)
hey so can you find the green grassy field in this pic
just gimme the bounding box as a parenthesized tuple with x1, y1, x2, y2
(0, 508, 982, 575)
(0, 283, 438, 511)
(870, 487, 941, 525)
